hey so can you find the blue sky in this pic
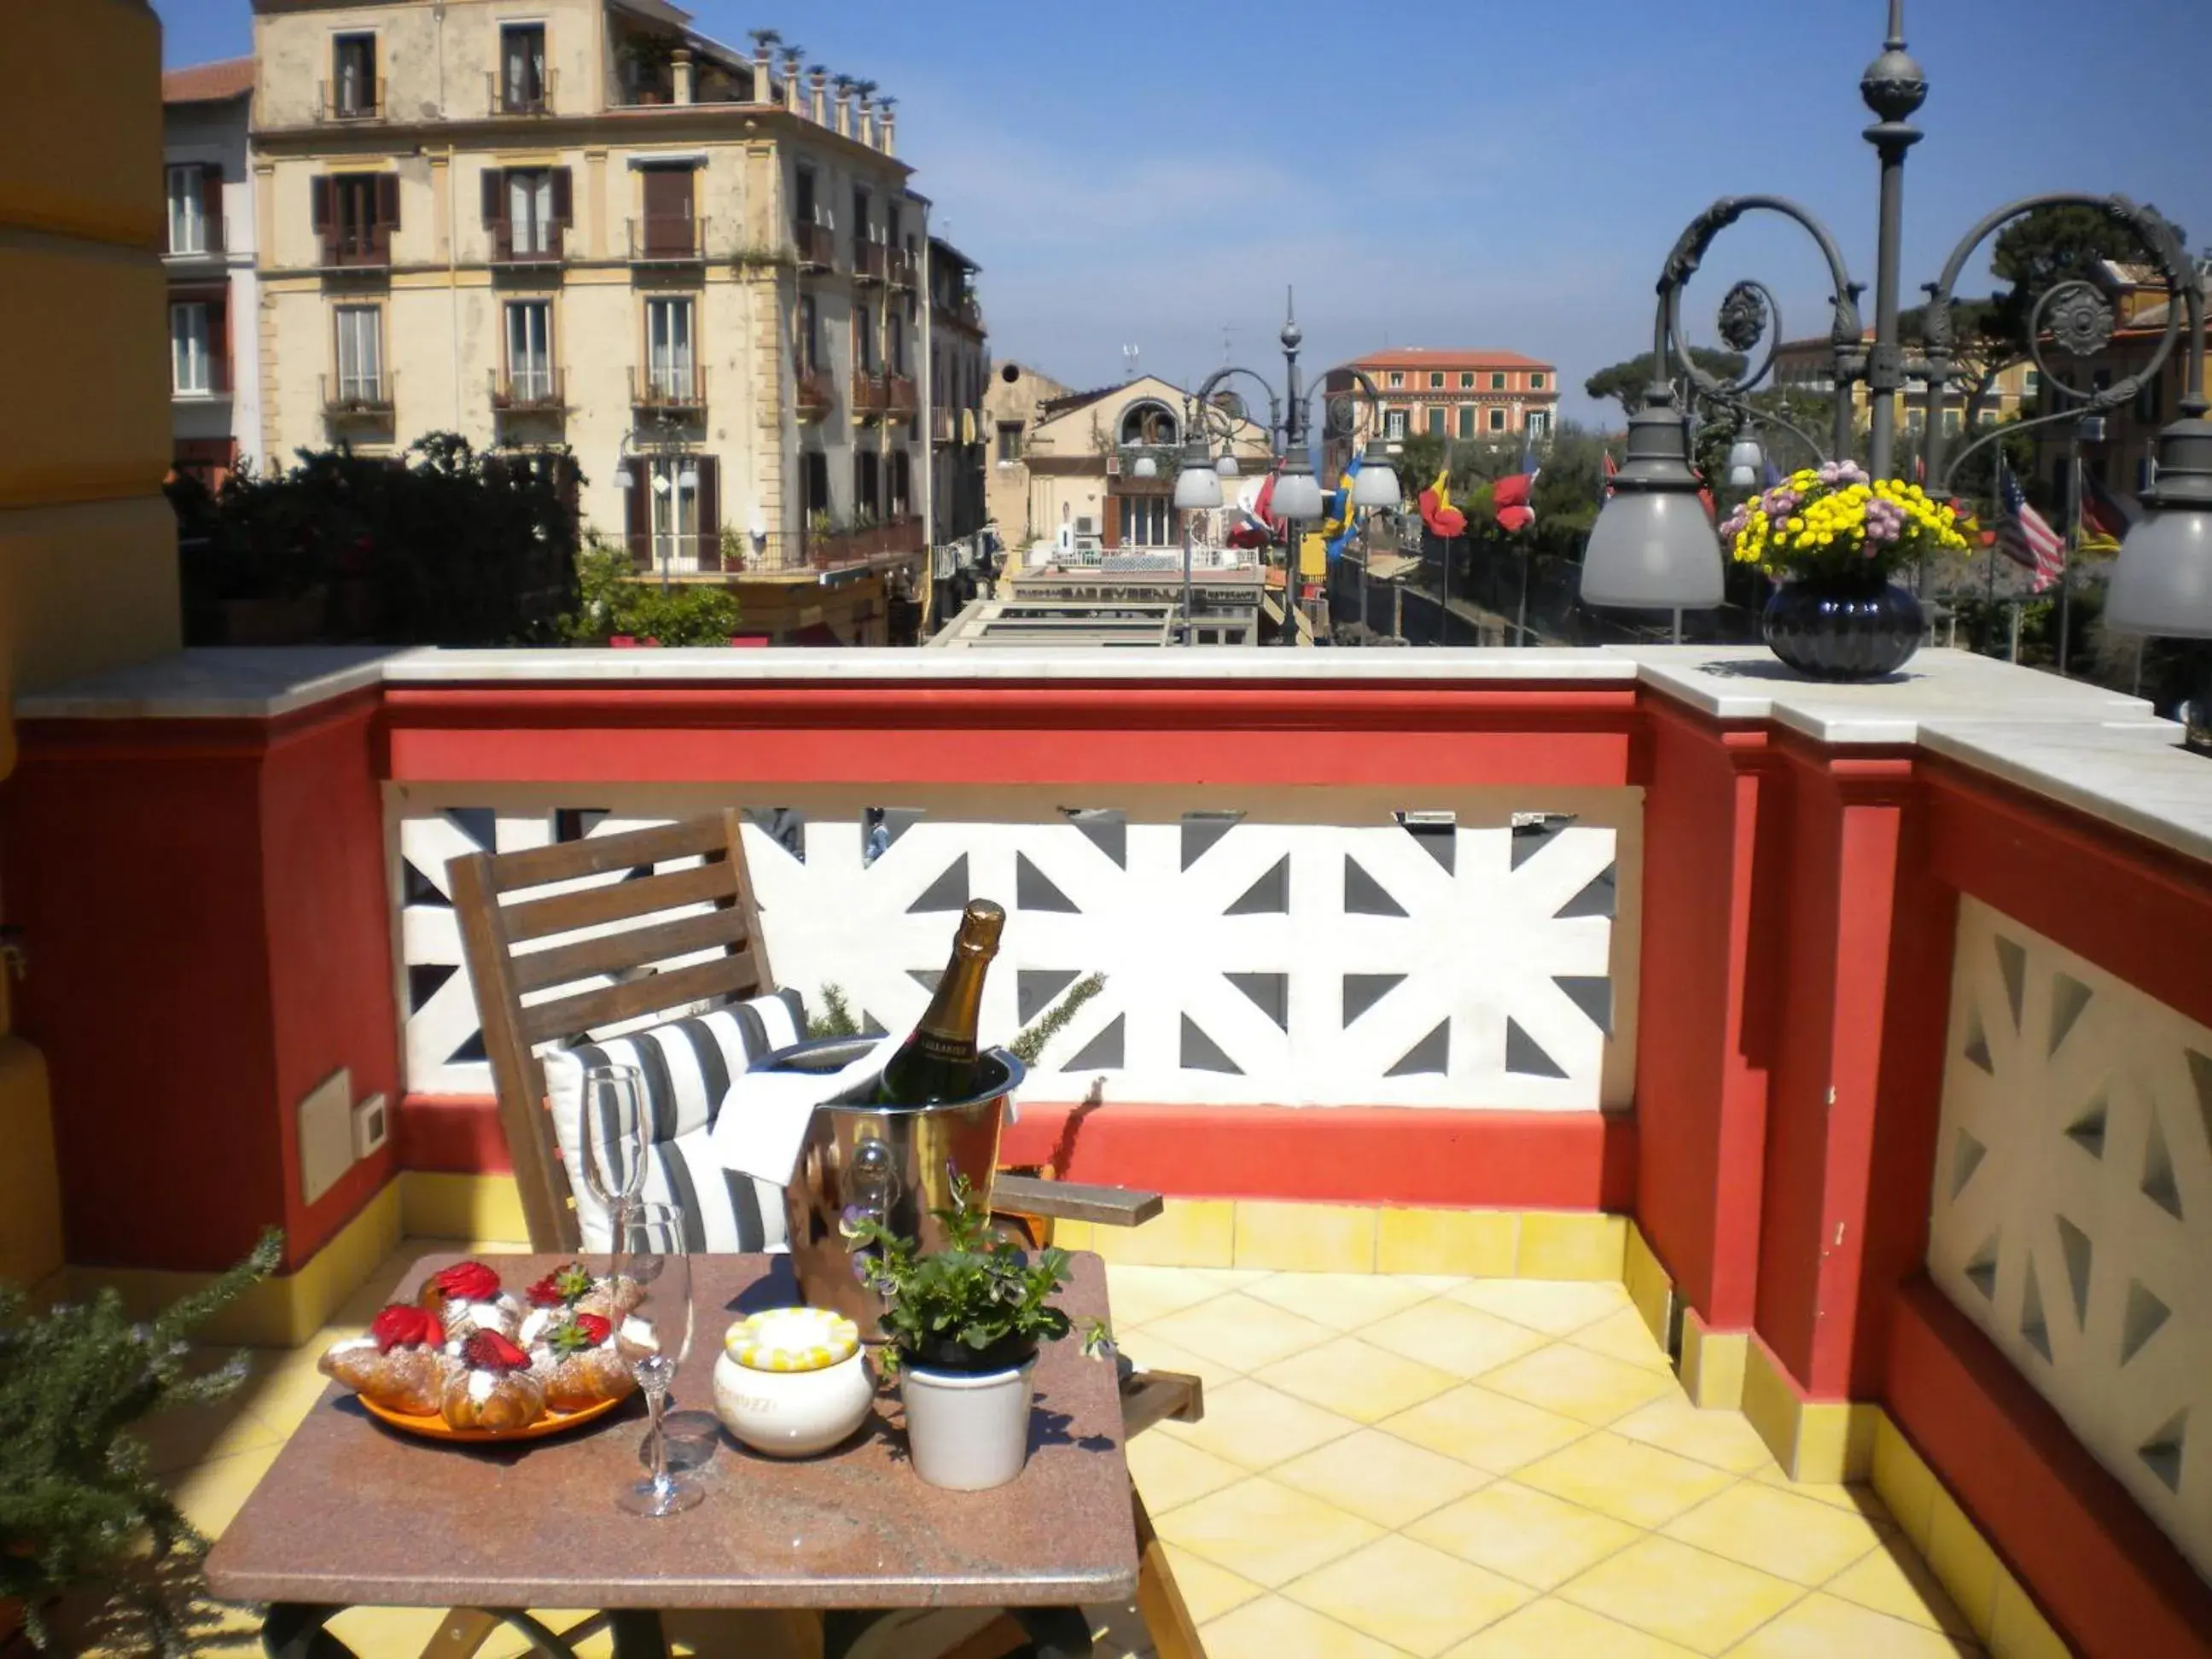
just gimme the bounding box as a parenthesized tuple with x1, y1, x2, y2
(154, 0, 2210, 427)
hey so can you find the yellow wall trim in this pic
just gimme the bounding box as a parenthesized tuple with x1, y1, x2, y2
(1739, 1331, 1879, 1483)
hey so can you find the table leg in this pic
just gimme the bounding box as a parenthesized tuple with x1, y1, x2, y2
(261, 1604, 357, 1659)
(1009, 1608, 1094, 1657)
(608, 1608, 670, 1659)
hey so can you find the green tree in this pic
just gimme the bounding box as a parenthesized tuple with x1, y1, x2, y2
(1988, 203, 2187, 363)
(561, 538, 743, 645)
(1584, 348, 1747, 417)
(1391, 431, 1449, 495)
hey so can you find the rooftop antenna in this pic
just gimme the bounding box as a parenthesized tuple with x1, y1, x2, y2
(1121, 344, 1140, 381)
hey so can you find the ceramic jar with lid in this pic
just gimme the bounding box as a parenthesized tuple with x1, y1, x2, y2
(713, 1307, 875, 1458)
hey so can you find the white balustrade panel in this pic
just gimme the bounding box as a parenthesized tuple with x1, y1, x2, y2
(392, 795, 1633, 1112)
(1928, 897, 2212, 1578)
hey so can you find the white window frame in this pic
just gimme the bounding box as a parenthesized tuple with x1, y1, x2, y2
(171, 301, 211, 395)
(1385, 409, 1407, 439)
(508, 168, 555, 254)
(646, 296, 695, 399)
(335, 303, 383, 401)
(649, 457, 700, 572)
(166, 165, 206, 256)
(506, 299, 552, 401)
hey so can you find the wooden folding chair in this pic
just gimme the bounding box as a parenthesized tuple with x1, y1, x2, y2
(445, 810, 1207, 1657)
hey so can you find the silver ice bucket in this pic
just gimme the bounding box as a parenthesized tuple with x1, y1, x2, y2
(755, 1036, 1026, 1332)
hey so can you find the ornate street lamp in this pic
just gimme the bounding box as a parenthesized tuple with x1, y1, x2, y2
(1172, 292, 1403, 644)
(1581, 0, 2211, 639)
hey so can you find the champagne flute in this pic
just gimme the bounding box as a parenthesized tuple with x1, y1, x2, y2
(579, 1063, 649, 1251)
(617, 1202, 700, 1517)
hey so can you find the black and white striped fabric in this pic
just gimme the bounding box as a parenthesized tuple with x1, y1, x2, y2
(541, 990, 805, 1253)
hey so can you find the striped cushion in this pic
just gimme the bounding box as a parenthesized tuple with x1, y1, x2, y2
(542, 990, 805, 1252)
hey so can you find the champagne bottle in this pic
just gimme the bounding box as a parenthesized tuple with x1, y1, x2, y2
(873, 899, 1005, 1104)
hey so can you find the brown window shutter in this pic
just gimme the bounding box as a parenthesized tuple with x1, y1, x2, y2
(695, 457, 721, 571)
(207, 297, 230, 393)
(200, 164, 225, 253)
(625, 459, 650, 570)
(481, 167, 504, 228)
(551, 167, 573, 224)
(375, 172, 400, 230)
(311, 175, 332, 236)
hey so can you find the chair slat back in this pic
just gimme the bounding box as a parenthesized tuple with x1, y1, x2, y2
(446, 810, 775, 1250)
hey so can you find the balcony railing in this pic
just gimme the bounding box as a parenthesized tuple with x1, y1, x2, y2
(322, 371, 393, 417)
(803, 515, 926, 568)
(792, 221, 834, 273)
(172, 358, 233, 399)
(166, 218, 225, 260)
(935, 291, 983, 330)
(630, 364, 707, 415)
(490, 222, 567, 266)
(319, 227, 392, 270)
(317, 81, 384, 122)
(850, 372, 889, 419)
(793, 364, 834, 422)
(628, 215, 706, 264)
(884, 374, 917, 418)
(888, 247, 918, 290)
(486, 67, 557, 115)
(852, 240, 887, 285)
(490, 366, 565, 413)
(931, 407, 955, 444)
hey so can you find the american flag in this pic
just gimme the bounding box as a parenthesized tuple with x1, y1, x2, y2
(1996, 458, 2064, 593)
(1599, 450, 1618, 504)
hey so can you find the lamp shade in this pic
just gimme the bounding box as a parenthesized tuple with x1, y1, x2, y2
(678, 466, 700, 492)
(1216, 451, 1239, 478)
(1727, 464, 1758, 489)
(2105, 507, 2212, 635)
(1132, 453, 1158, 480)
(615, 467, 637, 488)
(2105, 409, 2212, 637)
(1352, 460, 1402, 509)
(1173, 463, 1224, 510)
(1726, 437, 1764, 474)
(1580, 492, 1726, 608)
(1272, 469, 1325, 521)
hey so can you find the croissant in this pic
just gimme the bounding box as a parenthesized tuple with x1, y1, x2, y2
(440, 1365, 548, 1432)
(320, 1337, 456, 1416)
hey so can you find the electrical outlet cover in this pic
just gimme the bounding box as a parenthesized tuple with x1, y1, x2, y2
(352, 1092, 389, 1159)
(298, 1067, 354, 1206)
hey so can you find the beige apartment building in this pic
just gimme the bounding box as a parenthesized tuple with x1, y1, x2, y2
(1772, 329, 2034, 447)
(248, 0, 986, 643)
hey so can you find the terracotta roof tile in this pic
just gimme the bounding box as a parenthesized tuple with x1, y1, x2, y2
(164, 57, 254, 104)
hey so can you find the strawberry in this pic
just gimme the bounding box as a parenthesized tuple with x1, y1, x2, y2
(426, 1260, 503, 1304)
(461, 1329, 533, 1374)
(546, 1312, 614, 1357)
(370, 1303, 443, 1353)
(524, 1263, 597, 1307)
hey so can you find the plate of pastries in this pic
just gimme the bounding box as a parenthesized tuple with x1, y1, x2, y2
(318, 1260, 655, 1441)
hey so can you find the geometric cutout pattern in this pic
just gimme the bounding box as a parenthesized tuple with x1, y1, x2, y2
(1343, 857, 1408, 917)
(1951, 1129, 1987, 1199)
(1384, 1020, 1450, 1078)
(1225, 972, 1289, 1033)
(1505, 1017, 1568, 1079)
(1510, 812, 1575, 870)
(395, 801, 1623, 1115)
(1342, 973, 1405, 1026)
(1179, 1015, 1243, 1074)
(1930, 896, 2212, 1578)
(2122, 1280, 2171, 1366)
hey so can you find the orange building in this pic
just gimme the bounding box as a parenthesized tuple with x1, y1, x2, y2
(1341, 347, 1559, 445)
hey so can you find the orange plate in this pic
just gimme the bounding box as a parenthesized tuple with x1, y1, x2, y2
(358, 1390, 627, 1443)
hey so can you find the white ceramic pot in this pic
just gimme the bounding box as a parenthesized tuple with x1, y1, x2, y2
(899, 1358, 1037, 1491)
(713, 1347, 875, 1458)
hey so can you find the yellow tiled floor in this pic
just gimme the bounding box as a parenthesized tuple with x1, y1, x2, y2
(150, 1245, 1986, 1657)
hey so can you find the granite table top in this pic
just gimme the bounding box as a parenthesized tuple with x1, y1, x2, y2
(204, 1253, 1137, 1611)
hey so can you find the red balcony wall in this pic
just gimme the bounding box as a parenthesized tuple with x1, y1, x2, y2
(3, 696, 399, 1273)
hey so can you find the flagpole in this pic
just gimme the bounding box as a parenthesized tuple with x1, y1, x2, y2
(1982, 461, 1999, 656)
(2058, 433, 2079, 678)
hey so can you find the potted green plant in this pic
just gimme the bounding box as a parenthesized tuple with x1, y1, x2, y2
(852, 1177, 1102, 1491)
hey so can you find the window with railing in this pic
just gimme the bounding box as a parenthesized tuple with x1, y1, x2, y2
(335, 304, 384, 403)
(499, 24, 548, 112)
(645, 297, 696, 403)
(487, 166, 568, 259)
(331, 33, 377, 118)
(171, 302, 212, 395)
(505, 300, 553, 404)
(166, 164, 219, 256)
(313, 172, 397, 265)
(853, 309, 877, 375)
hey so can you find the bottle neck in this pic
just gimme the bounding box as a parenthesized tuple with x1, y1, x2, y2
(911, 946, 989, 1060)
